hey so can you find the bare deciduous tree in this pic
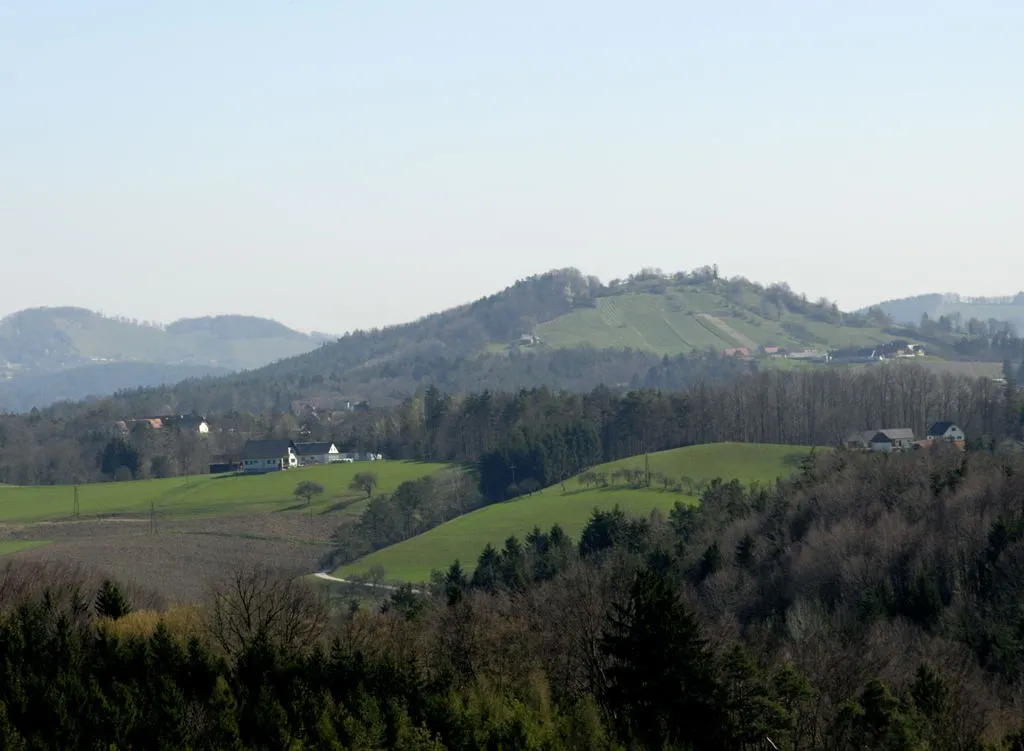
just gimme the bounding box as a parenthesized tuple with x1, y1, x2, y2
(206, 565, 328, 657)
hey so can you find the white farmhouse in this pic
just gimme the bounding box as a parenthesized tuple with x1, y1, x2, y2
(294, 442, 341, 466)
(240, 440, 298, 473)
(927, 422, 966, 443)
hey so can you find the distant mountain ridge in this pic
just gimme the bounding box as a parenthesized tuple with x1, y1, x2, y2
(866, 292, 1024, 331)
(0, 307, 334, 411)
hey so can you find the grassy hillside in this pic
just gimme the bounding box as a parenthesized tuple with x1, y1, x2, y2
(0, 461, 446, 524)
(335, 442, 814, 583)
(536, 286, 892, 355)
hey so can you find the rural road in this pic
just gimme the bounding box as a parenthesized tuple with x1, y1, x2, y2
(313, 571, 421, 595)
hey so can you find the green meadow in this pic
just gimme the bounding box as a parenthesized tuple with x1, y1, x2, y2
(0, 540, 51, 556)
(0, 462, 447, 524)
(336, 442, 816, 583)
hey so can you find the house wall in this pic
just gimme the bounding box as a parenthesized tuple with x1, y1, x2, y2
(242, 451, 297, 473)
(242, 458, 284, 473)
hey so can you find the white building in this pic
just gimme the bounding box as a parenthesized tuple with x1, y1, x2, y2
(240, 440, 298, 473)
(294, 442, 341, 466)
(927, 422, 966, 443)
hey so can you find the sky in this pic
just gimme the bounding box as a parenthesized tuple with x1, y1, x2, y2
(2, 1, 1023, 333)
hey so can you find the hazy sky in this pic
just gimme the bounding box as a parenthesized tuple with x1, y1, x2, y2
(3, 1, 1023, 333)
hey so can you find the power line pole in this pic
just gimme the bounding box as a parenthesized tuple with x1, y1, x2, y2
(645, 449, 650, 487)
(150, 499, 156, 535)
(73, 485, 80, 517)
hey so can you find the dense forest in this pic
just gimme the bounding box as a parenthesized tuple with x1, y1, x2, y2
(8, 446, 1024, 748)
(1, 361, 1019, 487)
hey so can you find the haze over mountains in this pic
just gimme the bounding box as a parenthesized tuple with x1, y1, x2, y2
(0, 307, 334, 411)
(868, 293, 1024, 332)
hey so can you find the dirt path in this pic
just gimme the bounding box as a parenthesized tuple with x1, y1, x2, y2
(696, 313, 759, 349)
(313, 571, 421, 594)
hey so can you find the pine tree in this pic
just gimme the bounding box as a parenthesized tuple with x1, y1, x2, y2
(600, 564, 722, 748)
(94, 579, 131, 620)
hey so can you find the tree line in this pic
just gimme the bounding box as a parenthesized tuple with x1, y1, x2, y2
(2, 361, 1019, 488)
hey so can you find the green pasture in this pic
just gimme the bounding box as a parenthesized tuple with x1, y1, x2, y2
(0, 462, 447, 524)
(336, 442, 817, 584)
(0, 540, 50, 556)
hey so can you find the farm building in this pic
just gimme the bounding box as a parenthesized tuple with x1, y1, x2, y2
(927, 421, 967, 443)
(830, 347, 882, 364)
(846, 428, 916, 452)
(240, 440, 298, 473)
(294, 442, 341, 465)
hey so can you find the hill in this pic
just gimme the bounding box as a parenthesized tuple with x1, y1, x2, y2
(94, 268, 925, 416)
(869, 291, 1024, 332)
(0, 307, 329, 411)
(334, 442, 814, 583)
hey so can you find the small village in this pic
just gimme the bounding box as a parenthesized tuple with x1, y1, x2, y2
(722, 340, 928, 363)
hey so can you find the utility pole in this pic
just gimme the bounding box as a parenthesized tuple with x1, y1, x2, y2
(73, 485, 80, 517)
(509, 462, 517, 487)
(150, 499, 156, 535)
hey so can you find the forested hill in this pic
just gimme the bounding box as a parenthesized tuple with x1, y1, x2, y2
(60, 267, 914, 416)
(0, 308, 330, 411)
(88, 266, 1024, 418)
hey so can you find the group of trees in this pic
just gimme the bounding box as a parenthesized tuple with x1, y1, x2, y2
(338, 364, 1020, 499)
(418, 443, 1024, 748)
(10, 445, 1024, 747)
(326, 469, 482, 569)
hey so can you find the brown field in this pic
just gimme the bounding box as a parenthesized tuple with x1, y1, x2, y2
(0, 511, 346, 602)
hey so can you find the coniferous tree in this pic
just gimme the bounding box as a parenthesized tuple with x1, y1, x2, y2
(94, 579, 131, 619)
(600, 563, 722, 748)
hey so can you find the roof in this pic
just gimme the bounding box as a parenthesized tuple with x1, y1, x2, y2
(928, 421, 956, 436)
(293, 442, 337, 456)
(241, 439, 295, 460)
(872, 428, 915, 442)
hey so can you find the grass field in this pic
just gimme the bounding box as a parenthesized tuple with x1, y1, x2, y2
(534, 287, 892, 356)
(335, 442, 816, 583)
(0, 461, 447, 524)
(0, 540, 50, 556)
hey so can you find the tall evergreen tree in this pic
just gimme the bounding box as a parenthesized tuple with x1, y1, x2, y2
(600, 563, 722, 748)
